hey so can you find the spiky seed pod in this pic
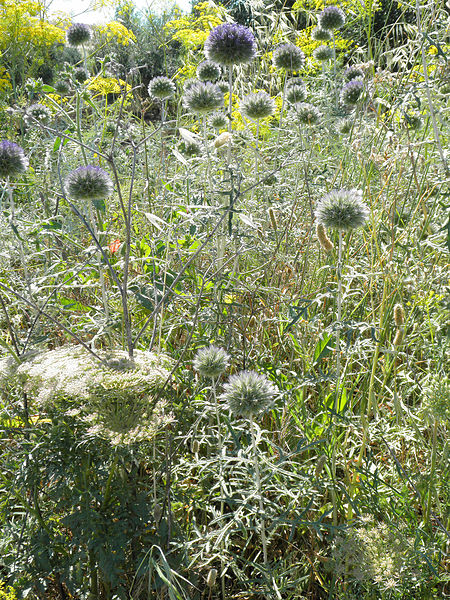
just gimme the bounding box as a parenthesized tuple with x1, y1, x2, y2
(206, 569, 218, 587)
(209, 111, 228, 129)
(0, 140, 28, 179)
(340, 79, 364, 105)
(240, 91, 275, 120)
(316, 222, 334, 252)
(148, 76, 176, 100)
(393, 328, 404, 346)
(393, 304, 405, 326)
(65, 165, 113, 201)
(338, 118, 353, 134)
(214, 131, 232, 148)
(312, 27, 332, 41)
(221, 370, 277, 419)
(291, 102, 321, 125)
(204, 23, 257, 66)
(318, 5, 346, 30)
(25, 103, 51, 125)
(193, 345, 230, 379)
(315, 189, 368, 231)
(74, 67, 89, 83)
(344, 65, 364, 81)
(313, 45, 334, 62)
(272, 43, 305, 71)
(55, 80, 71, 95)
(196, 60, 221, 82)
(179, 140, 202, 157)
(286, 81, 307, 103)
(66, 23, 91, 46)
(183, 82, 224, 114)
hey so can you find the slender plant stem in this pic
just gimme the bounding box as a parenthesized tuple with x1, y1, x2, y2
(425, 418, 438, 527)
(335, 230, 343, 413)
(249, 416, 268, 568)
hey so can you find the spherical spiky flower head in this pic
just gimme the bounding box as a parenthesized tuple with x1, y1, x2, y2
(194, 345, 230, 379)
(25, 103, 51, 125)
(66, 23, 91, 46)
(183, 78, 199, 92)
(286, 80, 307, 103)
(241, 91, 275, 120)
(344, 65, 364, 82)
(55, 80, 71, 95)
(313, 45, 333, 62)
(338, 117, 353, 134)
(197, 60, 221, 82)
(0, 141, 28, 179)
(148, 76, 176, 100)
(404, 112, 423, 131)
(221, 370, 277, 418)
(340, 79, 364, 105)
(204, 23, 256, 66)
(272, 43, 305, 71)
(209, 111, 228, 129)
(179, 140, 202, 158)
(183, 81, 224, 114)
(291, 102, 321, 125)
(312, 27, 332, 41)
(74, 67, 89, 83)
(315, 189, 368, 231)
(65, 165, 113, 201)
(217, 80, 229, 94)
(318, 5, 346, 30)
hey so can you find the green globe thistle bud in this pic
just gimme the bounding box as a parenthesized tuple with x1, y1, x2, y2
(65, 165, 113, 201)
(263, 173, 277, 186)
(209, 111, 228, 129)
(340, 79, 364, 105)
(204, 23, 257, 67)
(221, 370, 277, 419)
(183, 82, 224, 114)
(178, 140, 202, 158)
(148, 76, 176, 100)
(420, 373, 450, 423)
(193, 345, 230, 379)
(337, 117, 353, 134)
(240, 91, 275, 120)
(272, 43, 305, 71)
(344, 65, 364, 81)
(55, 80, 71, 95)
(196, 60, 221, 82)
(286, 79, 307, 103)
(318, 5, 346, 30)
(404, 112, 423, 130)
(183, 78, 199, 92)
(291, 102, 321, 125)
(25, 103, 51, 126)
(315, 188, 369, 231)
(74, 67, 89, 83)
(313, 45, 333, 62)
(66, 23, 91, 46)
(0, 141, 29, 179)
(312, 27, 332, 41)
(217, 80, 229, 94)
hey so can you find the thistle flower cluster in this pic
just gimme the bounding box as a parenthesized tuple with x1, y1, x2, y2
(286, 79, 307, 104)
(205, 23, 257, 66)
(0, 140, 28, 179)
(272, 43, 305, 71)
(64, 165, 113, 201)
(313, 45, 333, 62)
(183, 81, 224, 114)
(209, 111, 228, 129)
(74, 67, 89, 83)
(148, 76, 176, 100)
(240, 91, 275, 120)
(291, 102, 321, 125)
(312, 27, 332, 41)
(315, 189, 368, 231)
(193, 345, 230, 379)
(318, 5, 346, 30)
(340, 79, 364, 105)
(66, 23, 91, 46)
(25, 103, 51, 126)
(344, 65, 364, 81)
(196, 60, 221, 82)
(221, 370, 277, 418)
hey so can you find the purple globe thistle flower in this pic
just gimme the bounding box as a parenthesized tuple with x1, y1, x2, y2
(148, 76, 176, 100)
(318, 6, 346, 30)
(340, 79, 364, 105)
(65, 165, 113, 201)
(66, 23, 91, 46)
(0, 141, 28, 179)
(313, 45, 333, 62)
(272, 43, 305, 71)
(74, 67, 89, 83)
(204, 23, 257, 66)
(312, 27, 332, 41)
(221, 370, 277, 419)
(196, 60, 221, 82)
(193, 345, 230, 379)
(240, 91, 275, 120)
(344, 65, 364, 82)
(315, 189, 368, 231)
(286, 80, 307, 104)
(183, 81, 224, 114)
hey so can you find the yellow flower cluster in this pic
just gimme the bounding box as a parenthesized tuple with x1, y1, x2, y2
(0, 0, 65, 49)
(165, 1, 223, 50)
(0, 66, 11, 93)
(87, 76, 131, 98)
(99, 21, 136, 46)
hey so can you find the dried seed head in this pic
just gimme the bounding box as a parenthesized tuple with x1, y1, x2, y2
(316, 223, 334, 252)
(214, 131, 232, 149)
(393, 304, 405, 327)
(315, 454, 327, 478)
(268, 207, 278, 231)
(206, 568, 218, 587)
(393, 328, 404, 346)
(191, 439, 200, 453)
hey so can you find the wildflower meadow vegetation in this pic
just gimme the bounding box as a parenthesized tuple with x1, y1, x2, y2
(0, 0, 449, 598)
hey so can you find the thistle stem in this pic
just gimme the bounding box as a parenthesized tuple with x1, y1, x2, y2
(249, 416, 268, 568)
(335, 230, 343, 413)
(425, 418, 438, 527)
